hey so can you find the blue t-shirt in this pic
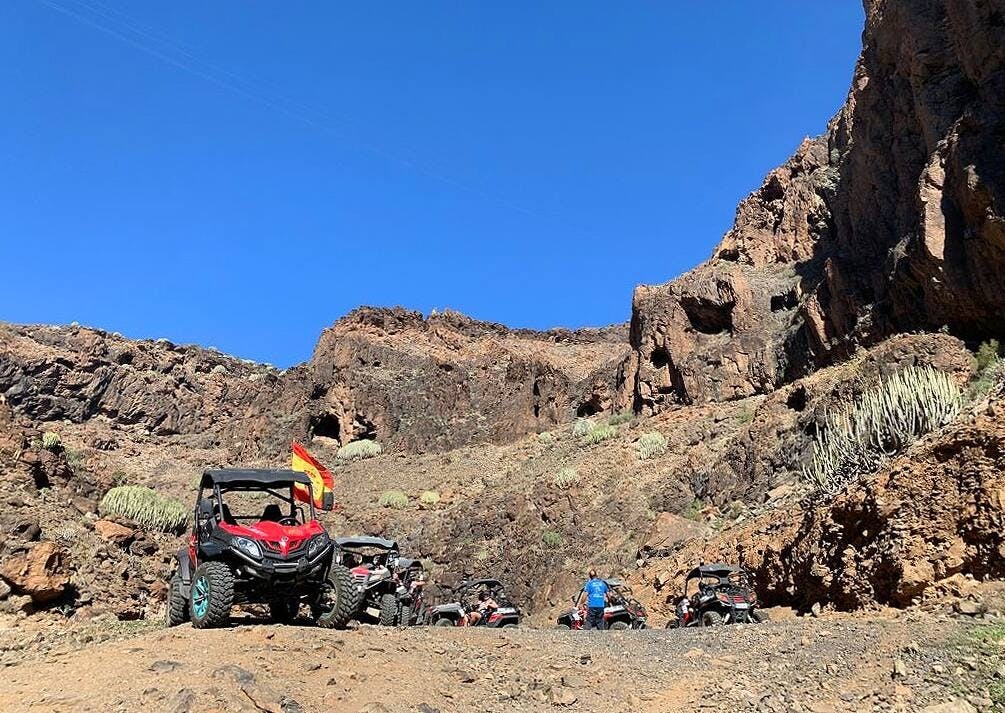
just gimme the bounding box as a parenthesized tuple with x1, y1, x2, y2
(584, 578, 608, 608)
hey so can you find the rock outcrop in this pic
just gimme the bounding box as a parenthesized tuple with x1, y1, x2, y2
(304, 307, 629, 452)
(0, 311, 628, 456)
(627, 0, 1005, 413)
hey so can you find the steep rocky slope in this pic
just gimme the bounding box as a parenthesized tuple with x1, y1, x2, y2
(626, 0, 1005, 413)
(0, 310, 628, 459)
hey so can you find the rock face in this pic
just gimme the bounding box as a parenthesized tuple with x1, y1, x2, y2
(0, 312, 628, 456)
(304, 308, 629, 452)
(627, 0, 1005, 413)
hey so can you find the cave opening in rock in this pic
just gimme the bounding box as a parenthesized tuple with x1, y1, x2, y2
(650, 346, 670, 370)
(680, 295, 734, 335)
(309, 413, 341, 440)
(786, 385, 808, 412)
(771, 289, 799, 312)
(576, 396, 602, 417)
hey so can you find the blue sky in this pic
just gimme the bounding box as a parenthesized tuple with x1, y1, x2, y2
(1, 1, 864, 367)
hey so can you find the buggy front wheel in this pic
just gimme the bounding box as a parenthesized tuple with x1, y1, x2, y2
(316, 564, 361, 629)
(751, 610, 769, 624)
(189, 562, 234, 629)
(608, 621, 630, 631)
(701, 610, 724, 627)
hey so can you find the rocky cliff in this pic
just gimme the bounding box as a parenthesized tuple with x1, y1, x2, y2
(0, 310, 628, 456)
(627, 0, 1005, 414)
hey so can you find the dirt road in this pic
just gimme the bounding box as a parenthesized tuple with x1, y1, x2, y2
(0, 611, 998, 712)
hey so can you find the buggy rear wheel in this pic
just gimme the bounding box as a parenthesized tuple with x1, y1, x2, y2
(189, 562, 234, 629)
(434, 617, 455, 627)
(701, 610, 724, 627)
(315, 564, 362, 629)
(502, 623, 518, 629)
(751, 610, 769, 623)
(379, 593, 398, 626)
(609, 621, 630, 631)
(556, 623, 571, 630)
(166, 571, 188, 627)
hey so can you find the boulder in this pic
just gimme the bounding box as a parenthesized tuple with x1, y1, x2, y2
(94, 519, 134, 546)
(0, 541, 69, 603)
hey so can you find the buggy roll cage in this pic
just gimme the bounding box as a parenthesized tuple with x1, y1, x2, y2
(195, 469, 318, 524)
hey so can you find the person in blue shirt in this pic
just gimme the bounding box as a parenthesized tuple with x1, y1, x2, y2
(578, 569, 610, 630)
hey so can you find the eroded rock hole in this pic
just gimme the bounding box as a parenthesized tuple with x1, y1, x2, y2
(680, 295, 734, 335)
(771, 290, 799, 312)
(650, 346, 670, 370)
(786, 385, 807, 412)
(576, 396, 602, 417)
(309, 413, 341, 440)
(352, 414, 378, 441)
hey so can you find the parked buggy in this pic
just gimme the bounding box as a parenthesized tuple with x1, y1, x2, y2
(666, 563, 768, 628)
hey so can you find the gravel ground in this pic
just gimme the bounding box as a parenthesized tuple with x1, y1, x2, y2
(1, 609, 1000, 712)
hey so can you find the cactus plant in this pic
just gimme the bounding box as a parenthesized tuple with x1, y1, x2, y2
(336, 440, 383, 462)
(41, 431, 61, 451)
(636, 432, 668, 460)
(553, 467, 580, 489)
(378, 490, 409, 509)
(99, 485, 188, 533)
(802, 366, 962, 495)
(583, 424, 617, 445)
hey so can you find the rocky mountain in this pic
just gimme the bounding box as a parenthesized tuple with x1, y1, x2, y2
(0, 0, 1003, 639)
(626, 0, 1005, 414)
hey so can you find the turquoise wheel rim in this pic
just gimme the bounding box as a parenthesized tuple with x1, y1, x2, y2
(192, 576, 210, 618)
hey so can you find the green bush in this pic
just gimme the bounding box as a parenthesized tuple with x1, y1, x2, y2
(541, 530, 564, 548)
(572, 418, 595, 437)
(975, 339, 1001, 373)
(336, 440, 383, 462)
(802, 366, 963, 495)
(41, 432, 61, 451)
(583, 424, 617, 445)
(636, 432, 668, 460)
(970, 340, 1003, 400)
(607, 411, 634, 426)
(99, 486, 188, 533)
(682, 498, 704, 521)
(537, 431, 555, 444)
(553, 467, 579, 489)
(378, 490, 409, 509)
(419, 490, 440, 506)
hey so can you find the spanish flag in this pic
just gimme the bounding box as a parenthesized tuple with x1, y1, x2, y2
(291, 441, 336, 511)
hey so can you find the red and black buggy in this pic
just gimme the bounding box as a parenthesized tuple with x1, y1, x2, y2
(166, 469, 360, 629)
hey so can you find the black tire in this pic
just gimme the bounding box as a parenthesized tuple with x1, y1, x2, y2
(270, 600, 299, 624)
(399, 605, 413, 627)
(556, 623, 571, 630)
(609, 621, 630, 631)
(189, 561, 234, 629)
(501, 623, 518, 629)
(315, 564, 362, 629)
(751, 609, 769, 624)
(166, 571, 188, 627)
(701, 610, 724, 627)
(378, 593, 398, 626)
(435, 617, 455, 627)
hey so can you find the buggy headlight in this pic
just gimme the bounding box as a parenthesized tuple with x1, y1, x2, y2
(232, 536, 262, 559)
(307, 533, 330, 558)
